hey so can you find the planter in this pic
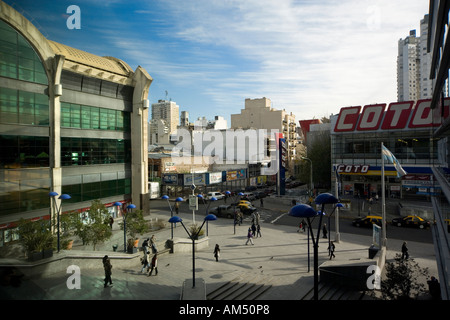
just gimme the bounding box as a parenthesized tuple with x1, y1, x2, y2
(28, 251, 43, 262)
(127, 246, 137, 254)
(43, 249, 53, 259)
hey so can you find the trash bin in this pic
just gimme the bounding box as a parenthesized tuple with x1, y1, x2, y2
(113, 244, 118, 252)
(368, 245, 379, 259)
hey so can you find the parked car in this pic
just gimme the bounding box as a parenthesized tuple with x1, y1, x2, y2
(209, 205, 237, 219)
(352, 215, 383, 228)
(206, 191, 225, 200)
(391, 215, 431, 229)
(234, 200, 257, 215)
(241, 192, 256, 201)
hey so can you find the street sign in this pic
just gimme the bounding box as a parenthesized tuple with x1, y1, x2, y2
(189, 195, 198, 211)
(190, 184, 196, 191)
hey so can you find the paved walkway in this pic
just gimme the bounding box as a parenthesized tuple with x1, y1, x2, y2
(0, 200, 439, 301)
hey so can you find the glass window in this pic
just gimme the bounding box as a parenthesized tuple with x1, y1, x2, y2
(0, 20, 47, 84)
(91, 107, 100, 129)
(99, 108, 108, 130)
(81, 105, 91, 129)
(61, 102, 71, 127)
(70, 103, 81, 128)
(82, 76, 101, 95)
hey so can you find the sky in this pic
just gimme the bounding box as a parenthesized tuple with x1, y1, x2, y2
(5, 0, 430, 125)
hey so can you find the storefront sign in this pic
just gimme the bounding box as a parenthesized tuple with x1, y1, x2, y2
(334, 98, 450, 132)
(336, 164, 369, 174)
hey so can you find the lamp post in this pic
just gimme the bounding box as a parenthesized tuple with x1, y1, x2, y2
(162, 195, 183, 239)
(289, 193, 338, 300)
(197, 195, 217, 236)
(122, 203, 135, 253)
(49, 192, 71, 253)
(326, 203, 344, 257)
(301, 156, 313, 199)
(168, 214, 217, 288)
(225, 191, 244, 234)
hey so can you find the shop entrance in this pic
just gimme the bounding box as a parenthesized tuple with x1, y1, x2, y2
(354, 183, 365, 198)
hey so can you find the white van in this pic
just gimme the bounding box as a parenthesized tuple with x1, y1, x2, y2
(207, 191, 225, 200)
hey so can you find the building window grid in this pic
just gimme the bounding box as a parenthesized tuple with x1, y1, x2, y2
(61, 137, 130, 166)
(60, 102, 130, 131)
(332, 131, 436, 165)
(0, 20, 47, 85)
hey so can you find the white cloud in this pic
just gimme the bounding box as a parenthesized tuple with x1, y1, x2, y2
(105, 0, 429, 122)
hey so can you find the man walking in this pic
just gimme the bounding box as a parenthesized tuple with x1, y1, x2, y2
(401, 241, 409, 260)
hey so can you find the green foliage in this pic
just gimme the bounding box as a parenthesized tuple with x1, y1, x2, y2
(16, 218, 54, 253)
(380, 254, 430, 300)
(119, 209, 149, 241)
(72, 200, 112, 250)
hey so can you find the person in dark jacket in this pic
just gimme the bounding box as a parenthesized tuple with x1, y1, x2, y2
(103, 255, 113, 288)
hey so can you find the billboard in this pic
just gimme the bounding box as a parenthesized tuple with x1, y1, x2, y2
(333, 98, 450, 133)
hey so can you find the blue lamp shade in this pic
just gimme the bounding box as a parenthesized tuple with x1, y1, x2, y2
(204, 214, 217, 221)
(49, 191, 59, 197)
(238, 192, 244, 196)
(113, 202, 122, 207)
(288, 204, 317, 218)
(225, 191, 231, 195)
(169, 216, 183, 223)
(336, 203, 344, 208)
(314, 193, 339, 205)
(210, 197, 217, 201)
(197, 194, 204, 199)
(175, 197, 184, 202)
(161, 195, 169, 200)
(58, 194, 71, 200)
(127, 204, 136, 209)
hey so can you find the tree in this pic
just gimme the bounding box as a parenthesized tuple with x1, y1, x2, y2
(72, 200, 112, 250)
(380, 254, 430, 300)
(16, 218, 54, 256)
(119, 209, 149, 250)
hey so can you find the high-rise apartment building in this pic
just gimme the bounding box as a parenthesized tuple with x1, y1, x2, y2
(149, 99, 179, 145)
(230, 97, 298, 165)
(397, 15, 432, 102)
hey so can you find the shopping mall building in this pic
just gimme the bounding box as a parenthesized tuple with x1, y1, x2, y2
(330, 98, 450, 200)
(0, 2, 151, 245)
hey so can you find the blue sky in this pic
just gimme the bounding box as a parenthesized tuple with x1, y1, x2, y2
(5, 0, 429, 125)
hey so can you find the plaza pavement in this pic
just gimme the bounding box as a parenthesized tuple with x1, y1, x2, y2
(0, 199, 439, 301)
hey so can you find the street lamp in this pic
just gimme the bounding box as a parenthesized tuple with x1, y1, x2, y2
(122, 203, 135, 253)
(197, 195, 217, 236)
(162, 195, 184, 239)
(49, 192, 71, 253)
(301, 156, 313, 199)
(168, 214, 217, 288)
(289, 192, 338, 300)
(225, 191, 244, 234)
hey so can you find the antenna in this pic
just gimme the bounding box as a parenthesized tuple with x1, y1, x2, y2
(165, 90, 168, 100)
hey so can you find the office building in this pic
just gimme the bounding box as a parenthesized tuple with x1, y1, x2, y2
(0, 2, 151, 245)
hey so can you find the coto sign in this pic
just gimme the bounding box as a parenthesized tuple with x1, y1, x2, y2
(334, 99, 450, 132)
(336, 164, 369, 174)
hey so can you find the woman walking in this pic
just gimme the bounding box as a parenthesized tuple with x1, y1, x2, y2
(102, 255, 113, 288)
(213, 244, 220, 262)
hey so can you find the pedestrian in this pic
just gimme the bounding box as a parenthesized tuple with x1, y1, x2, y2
(148, 253, 158, 276)
(427, 276, 441, 300)
(322, 223, 328, 239)
(328, 241, 336, 259)
(260, 197, 264, 207)
(175, 201, 179, 215)
(109, 216, 114, 229)
(140, 250, 150, 273)
(213, 244, 220, 262)
(245, 228, 254, 245)
(256, 224, 262, 238)
(150, 235, 157, 253)
(401, 241, 409, 260)
(251, 223, 256, 237)
(102, 255, 113, 288)
(142, 238, 149, 253)
(297, 221, 303, 232)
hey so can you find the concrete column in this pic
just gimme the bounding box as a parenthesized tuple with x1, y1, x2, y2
(131, 66, 152, 213)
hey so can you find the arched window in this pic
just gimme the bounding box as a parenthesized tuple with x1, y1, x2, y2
(0, 20, 48, 84)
